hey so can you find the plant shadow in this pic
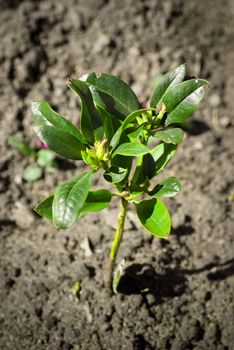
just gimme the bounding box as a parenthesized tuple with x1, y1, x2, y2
(118, 258, 234, 301)
(118, 263, 187, 303)
(184, 118, 210, 136)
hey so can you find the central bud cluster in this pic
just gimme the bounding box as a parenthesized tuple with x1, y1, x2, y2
(81, 139, 109, 171)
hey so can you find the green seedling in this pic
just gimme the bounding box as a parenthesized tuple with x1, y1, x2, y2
(8, 134, 57, 182)
(32, 64, 208, 291)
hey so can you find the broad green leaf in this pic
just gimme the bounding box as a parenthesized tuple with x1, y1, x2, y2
(110, 108, 155, 149)
(31, 101, 85, 143)
(151, 143, 176, 174)
(37, 149, 56, 167)
(81, 72, 140, 119)
(143, 143, 176, 178)
(34, 195, 54, 220)
(151, 74, 163, 89)
(166, 87, 206, 125)
(135, 198, 171, 238)
(154, 128, 184, 145)
(96, 105, 120, 140)
(79, 189, 112, 216)
(149, 177, 181, 198)
(163, 79, 207, 113)
(38, 125, 85, 160)
(53, 171, 92, 229)
(68, 79, 102, 143)
(113, 142, 149, 157)
(8, 134, 36, 158)
(163, 79, 208, 125)
(128, 124, 145, 141)
(104, 166, 128, 184)
(111, 154, 132, 174)
(23, 164, 43, 182)
(150, 64, 186, 108)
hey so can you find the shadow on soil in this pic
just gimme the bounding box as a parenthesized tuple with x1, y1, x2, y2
(184, 118, 210, 136)
(118, 264, 187, 302)
(118, 258, 234, 300)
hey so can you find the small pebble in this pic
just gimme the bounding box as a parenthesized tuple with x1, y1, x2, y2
(219, 116, 231, 128)
(12, 202, 34, 229)
(209, 93, 221, 107)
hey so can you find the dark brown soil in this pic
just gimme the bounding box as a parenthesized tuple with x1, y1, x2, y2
(0, 0, 234, 349)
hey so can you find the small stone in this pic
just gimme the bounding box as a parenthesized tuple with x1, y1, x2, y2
(219, 116, 231, 128)
(209, 93, 221, 107)
(12, 202, 34, 229)
(14, 175, 22, 185)
(193, 141, 203, 151)
(82, 303, 93, 324)
(80, 237, 93, 257)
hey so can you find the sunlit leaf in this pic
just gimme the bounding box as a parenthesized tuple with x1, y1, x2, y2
(154, 128, 184, 144)
(149, 177, 181, 198)
(79, 189, 112, 216)
(34, 195, 54, 220)
(113, 142, 149, 157)
(104, 167, 128, 184)
(38, 125, 85, 160)
(135, 198, 171, 237)
(68, 79, 102, 143)
(31, 101, 85, 143)
(53, 171, 92, 229)
(163, 79, 208, 125)
(110, 108, 155, 149)
(150, 64, 186, 108)
(81, 72, 140, 119)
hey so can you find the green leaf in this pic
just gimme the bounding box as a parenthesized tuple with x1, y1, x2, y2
(149, 177, 181, 198)
(53, 171, 92, 229)
(31, 101, 85, 143)
(104, 166, 128, 184)
(34, 195, 54, 220)
(37, 149, 56, 167)
(96, 105, 120, 140)
(23, 164, 43, 182)
(110, 108, 155, 149)
(68, 79, 102, 143)
(38, 125, 85, 160)
(128, 124, 145, 141)
(150, 64, 186, 108)
(135, 198, 171, 238)
(8, 134, 36, 158)
(151, 143, 176, 174)
(154, 128, 184, 145)
(79, 189, 112, 216)
(81, 72, 139, 119)
(143, 143, 176, 179)
(113, 142, 149, 157)
(163, 79, 208, 125)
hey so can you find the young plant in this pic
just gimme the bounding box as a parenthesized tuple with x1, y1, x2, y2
(8, 133, 57, 182)
(32, 64, 208, 291)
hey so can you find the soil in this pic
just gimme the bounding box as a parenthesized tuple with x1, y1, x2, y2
(0, 0, 234, 349)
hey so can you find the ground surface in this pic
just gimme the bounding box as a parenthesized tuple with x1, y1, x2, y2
(0, 0, 234, 349)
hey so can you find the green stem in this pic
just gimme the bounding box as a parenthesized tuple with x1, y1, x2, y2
(104, 197, 128, 290)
